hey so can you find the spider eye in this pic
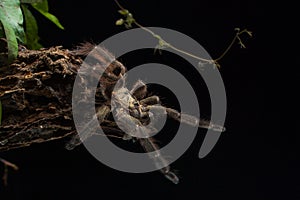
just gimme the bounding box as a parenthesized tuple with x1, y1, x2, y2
(133, 102, 139, 106)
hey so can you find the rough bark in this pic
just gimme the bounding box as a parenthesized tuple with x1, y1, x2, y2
(0, 46, 120, 152)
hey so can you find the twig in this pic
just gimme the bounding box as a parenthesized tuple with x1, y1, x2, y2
(0, 158, 19, 186)
(114, 0, 252, 68)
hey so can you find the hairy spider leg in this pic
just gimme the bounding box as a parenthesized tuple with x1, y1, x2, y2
(140, 96, 161, 106)
(113, 101, 179, 184)
(127, 81, 185, 184)
(66, 105, 111, 150)
(137, 127, 179, 184)
(129, 81, 225, 132)
(166, 107, 225, 132)
(145, 104, 225, 132)
(130, 80, 148, 100)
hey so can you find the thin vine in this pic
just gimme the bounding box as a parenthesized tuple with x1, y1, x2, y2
(114, 0, 252, 68)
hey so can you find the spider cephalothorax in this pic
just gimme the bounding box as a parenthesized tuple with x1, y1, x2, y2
(67, 43, 225, 184)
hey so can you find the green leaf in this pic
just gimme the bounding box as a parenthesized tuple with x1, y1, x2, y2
(0, 20, 18, 61)
(115, 19, 124, 26)
(118, 9, 129, 15)
(21, 5, 42, 49)
(0, 0, 26, 43)
(31, 0, 64, 30)
(20, 0, 44, 3)
(36, 11, 64, 29)
(32, 0, 48, 12)
(0, 0, 26, 60)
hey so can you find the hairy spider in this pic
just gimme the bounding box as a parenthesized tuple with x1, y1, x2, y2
(66, 43, 225, 184)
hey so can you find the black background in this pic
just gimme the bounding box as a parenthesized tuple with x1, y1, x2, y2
(0, 0, 297, 199)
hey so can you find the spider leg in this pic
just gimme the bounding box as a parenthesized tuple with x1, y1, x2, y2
(65, 105, 111, 150)
(100, 61, 126, 99)
(115, 108, 179, 184)
(140, 95, 160, 106)
(130, 124, 179, 184)
(130, 80, 148, 100)
(167, 108, 225, 132)
(137, 129, 179, 184)
(146, 105, 225, 132)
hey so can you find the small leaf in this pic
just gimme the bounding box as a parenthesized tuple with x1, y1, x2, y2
(0, 0, 26, 43)
(118, 9, 129, 15)
(31, 0, 64, 29)
(21, 4, 42, 49)
(115, 19, 124, 25)
(246, 30, 253, 37)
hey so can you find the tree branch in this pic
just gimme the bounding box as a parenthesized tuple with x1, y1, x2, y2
(0, 45, 122, 152)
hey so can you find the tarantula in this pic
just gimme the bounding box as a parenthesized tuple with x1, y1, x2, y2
(66, 43, 225, 184)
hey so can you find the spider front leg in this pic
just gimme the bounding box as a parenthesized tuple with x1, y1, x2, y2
(166, 108, 225, 132)
(130, 80, 148, 100)
(130, 82, 225, 132)
(140, 96, 160, 106)
(146, 105, 225, 132)
(65, 105, 111, 150)
(130, 80, 161, 106)
(130, 81, 225, 132)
